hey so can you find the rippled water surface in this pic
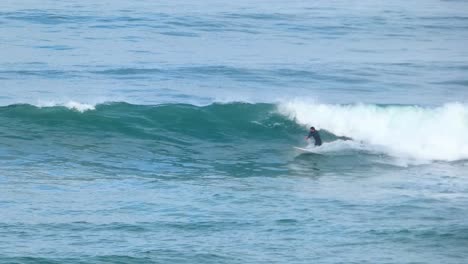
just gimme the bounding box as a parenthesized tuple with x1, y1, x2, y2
(1, 0, 468, 263)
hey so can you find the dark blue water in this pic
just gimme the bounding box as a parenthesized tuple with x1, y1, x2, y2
(1, 1, 468, 263)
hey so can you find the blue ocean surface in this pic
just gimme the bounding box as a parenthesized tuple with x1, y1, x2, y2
(1, 0, 468, 263)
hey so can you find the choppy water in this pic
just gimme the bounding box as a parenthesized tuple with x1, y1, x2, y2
(1, 0, 468, 263)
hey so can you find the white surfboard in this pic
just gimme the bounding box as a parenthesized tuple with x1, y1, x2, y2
(293, 146, 317, 153)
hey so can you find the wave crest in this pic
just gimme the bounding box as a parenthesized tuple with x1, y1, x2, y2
(35, 100, 96, 112)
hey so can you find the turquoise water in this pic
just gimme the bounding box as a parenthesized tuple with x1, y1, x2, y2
(1, 1, 468, 263)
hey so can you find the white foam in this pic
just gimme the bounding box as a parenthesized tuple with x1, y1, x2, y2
(63, 101, 95, 112)
(305, 140, 369, 154)
(280, 100, 468, 161)
(35, 100, 96, 112)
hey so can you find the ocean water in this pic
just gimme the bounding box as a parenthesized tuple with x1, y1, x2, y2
(1, 0, 468, 263)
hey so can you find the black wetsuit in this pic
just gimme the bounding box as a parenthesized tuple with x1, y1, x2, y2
(308, 130, 322, 146)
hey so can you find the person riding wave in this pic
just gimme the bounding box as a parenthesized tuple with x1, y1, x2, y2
(305, 126, 322, 146)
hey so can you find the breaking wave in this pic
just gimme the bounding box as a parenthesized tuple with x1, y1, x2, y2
(1, 100, 467, 162)
(279, 100, 468, 161)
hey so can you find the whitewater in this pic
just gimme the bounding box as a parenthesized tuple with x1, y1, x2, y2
(280, 101, 468, 161)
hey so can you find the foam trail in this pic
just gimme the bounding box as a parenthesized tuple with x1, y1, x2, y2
(279, 100, 468, 161)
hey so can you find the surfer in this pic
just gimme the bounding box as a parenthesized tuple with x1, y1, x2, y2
(305, 127, 322, 146)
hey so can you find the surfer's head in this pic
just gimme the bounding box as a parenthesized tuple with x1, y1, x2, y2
(310, 126, 315, 131)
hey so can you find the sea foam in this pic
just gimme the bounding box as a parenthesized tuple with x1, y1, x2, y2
(279, 100, 468, 161)
(35, 101, 96, 112)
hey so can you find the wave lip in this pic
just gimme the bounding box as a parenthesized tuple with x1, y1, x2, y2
(35, 101, 96, 112)
(279, 101, 468, 162)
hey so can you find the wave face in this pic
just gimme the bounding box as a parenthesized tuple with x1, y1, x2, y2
(0, 102, 307, 178)
(0, 102, 301, 141)
(280, 101, 468, 161)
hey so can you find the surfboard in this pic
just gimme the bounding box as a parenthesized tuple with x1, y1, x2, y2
(293, 146, 316, 153)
